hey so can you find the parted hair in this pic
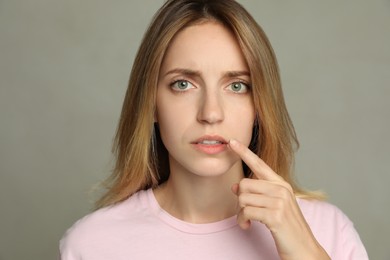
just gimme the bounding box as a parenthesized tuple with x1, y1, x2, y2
(96, 0, 321, 209)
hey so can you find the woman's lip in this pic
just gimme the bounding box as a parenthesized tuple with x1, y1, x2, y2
(191, 135, 228, 155)
(192, 143, 228, 155)
(191, 135, 228, 144)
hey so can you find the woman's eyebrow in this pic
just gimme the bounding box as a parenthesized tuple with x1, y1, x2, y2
(223, 70, 250, 78)
(163, 68, 250, 78)
(163, 68, 201, 78)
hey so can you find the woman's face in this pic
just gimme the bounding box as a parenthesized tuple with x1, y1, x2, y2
(156, 21, 255, 178)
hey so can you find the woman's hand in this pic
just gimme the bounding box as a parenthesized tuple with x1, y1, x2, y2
(228, 139, 330, 260)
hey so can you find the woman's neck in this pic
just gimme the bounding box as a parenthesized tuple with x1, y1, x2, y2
(153, 160, 244, 224)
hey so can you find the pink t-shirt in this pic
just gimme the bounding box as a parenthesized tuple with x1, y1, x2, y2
(59, 189, 368, 259)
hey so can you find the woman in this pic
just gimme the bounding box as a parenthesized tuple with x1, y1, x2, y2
(60, 0, 368, 259)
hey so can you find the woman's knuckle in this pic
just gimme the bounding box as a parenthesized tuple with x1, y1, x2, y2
(242, 206, 252, 216)
(238, 194, 246, 207)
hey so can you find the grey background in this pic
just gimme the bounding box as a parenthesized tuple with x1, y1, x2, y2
(1, 0, 389, 259)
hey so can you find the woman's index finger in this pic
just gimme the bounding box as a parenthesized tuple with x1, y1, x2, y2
(228, 139, 282, 182)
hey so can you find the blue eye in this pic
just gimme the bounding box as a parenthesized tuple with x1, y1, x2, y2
(170, 80, 194, 91)
(228, 82, 249, 93)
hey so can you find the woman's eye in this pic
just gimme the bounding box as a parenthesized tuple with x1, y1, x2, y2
(170, 80, 194, 91)
(227, 82, 249, 93)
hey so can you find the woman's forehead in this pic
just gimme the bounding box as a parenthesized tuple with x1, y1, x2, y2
(160, 22, 248, 76)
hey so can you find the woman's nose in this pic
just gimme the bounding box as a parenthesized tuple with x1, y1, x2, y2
(196, 90, 224, 124)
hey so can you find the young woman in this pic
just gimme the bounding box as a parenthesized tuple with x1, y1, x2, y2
(60, 0, 368, 259)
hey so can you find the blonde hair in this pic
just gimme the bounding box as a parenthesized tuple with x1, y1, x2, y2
(96, 0, 322, 208)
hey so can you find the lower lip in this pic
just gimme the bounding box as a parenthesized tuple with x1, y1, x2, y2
(192, 143, 227, 155)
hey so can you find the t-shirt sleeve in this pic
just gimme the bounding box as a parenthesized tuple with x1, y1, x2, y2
(58, 213, 99, 260)
(299, 199, 369, 259)
(58, 222, 82, 260)
(339, 213, 369, 260)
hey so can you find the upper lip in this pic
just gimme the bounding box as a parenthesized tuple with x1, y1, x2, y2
(192, 135, 228, 144)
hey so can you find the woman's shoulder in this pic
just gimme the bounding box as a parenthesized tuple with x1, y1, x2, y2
(59, 190, 150, 254)
(297, 198, 368, 259)
(66, 190, 148, 228)
(297, 198, 345, 217)
(297, 198, 352, 229)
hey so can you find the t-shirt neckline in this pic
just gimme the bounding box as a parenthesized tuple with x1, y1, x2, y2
(145, 188, 239, 234)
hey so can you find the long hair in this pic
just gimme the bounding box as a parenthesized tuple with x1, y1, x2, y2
(96, 0, 320, 209)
